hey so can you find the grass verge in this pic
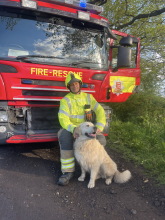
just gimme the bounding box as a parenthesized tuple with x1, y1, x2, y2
(107, 93, 165, 185)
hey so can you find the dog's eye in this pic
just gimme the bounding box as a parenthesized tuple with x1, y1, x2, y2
(86, 125, 89, 127)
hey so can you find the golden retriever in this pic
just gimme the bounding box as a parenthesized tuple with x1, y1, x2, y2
(74, 122, 131, 188)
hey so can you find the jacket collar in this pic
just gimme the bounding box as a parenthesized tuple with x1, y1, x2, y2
(69, 91, 82, 98)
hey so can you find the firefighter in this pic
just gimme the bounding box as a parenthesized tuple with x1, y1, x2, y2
(57, 72, 106, 186)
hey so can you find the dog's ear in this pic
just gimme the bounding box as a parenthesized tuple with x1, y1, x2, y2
(74, 126, 82, 136)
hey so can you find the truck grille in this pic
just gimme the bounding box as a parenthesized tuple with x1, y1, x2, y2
(28, 101, 60, 105)
(30, 107, 60, 130)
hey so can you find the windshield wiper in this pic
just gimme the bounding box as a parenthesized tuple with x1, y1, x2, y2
(71, 60, 103, 66)
(16, 55, 65, 61)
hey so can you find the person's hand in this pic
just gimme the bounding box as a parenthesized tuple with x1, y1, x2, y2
(96, 128, 101, 134)
(73, 127, 79, 139)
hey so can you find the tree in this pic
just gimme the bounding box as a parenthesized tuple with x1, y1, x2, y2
(102, 0, 165, 95)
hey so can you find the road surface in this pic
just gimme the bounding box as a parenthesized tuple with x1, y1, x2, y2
(0, 142, 165, 220)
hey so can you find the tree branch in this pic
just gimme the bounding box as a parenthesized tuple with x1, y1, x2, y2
(115, 7, 165, 30)
(137, 1, 148, 11)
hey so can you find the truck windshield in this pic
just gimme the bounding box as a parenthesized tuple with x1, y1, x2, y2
(0, 7, 108, 70)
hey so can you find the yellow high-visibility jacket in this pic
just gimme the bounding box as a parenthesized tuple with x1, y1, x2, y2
(58, 92, 106, 133)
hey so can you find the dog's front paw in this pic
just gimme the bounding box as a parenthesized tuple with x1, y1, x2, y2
(78, 176, 85, 181)
(105, 178, 112, 185)
(88, 182, 95, 188)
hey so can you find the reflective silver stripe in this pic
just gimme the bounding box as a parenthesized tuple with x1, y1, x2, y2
(87, 93, 91, 105)
(61, 158, 74, 164)
(68, 124, 72, 132)
(63, 97, 71, 114)
(93, 102, 99, 112)
(96, 122, 105, 128)
(81, 90, 95, 93)
(12, 86, 69, 92)
(13, 98, 61, 101)
(70, 114, 84, 119)
(59, 110, 70, 117)
(62, 162, 75, 169)
(12, 87, 95, 92)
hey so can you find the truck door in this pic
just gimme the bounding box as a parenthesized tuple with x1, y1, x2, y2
(108, 31, 141, 103)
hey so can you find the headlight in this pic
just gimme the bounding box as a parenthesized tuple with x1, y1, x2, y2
(92, 74, 106, 81)
(21, 0, 37, 9)
(0, 111, 8, 122)
(0, 126, 6, 133)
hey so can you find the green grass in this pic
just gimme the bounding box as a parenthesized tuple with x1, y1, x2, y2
(107, 93, 165, 185)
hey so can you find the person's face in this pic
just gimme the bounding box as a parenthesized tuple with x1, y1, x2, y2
(70, 82, 80, 94)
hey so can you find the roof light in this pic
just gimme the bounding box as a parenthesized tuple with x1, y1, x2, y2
(21, 0, 37, 9)
(80, 1, 86, 8)
(65, 0, 73, 4)
(37, 0, 103, 14)
(78, 11, 90, 21)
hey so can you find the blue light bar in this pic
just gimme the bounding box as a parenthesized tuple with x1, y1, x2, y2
(22, 80, 33, 84)
(82, 84, 88, 88)
(37, 0, 103, 14)
(80, 2, 86, 8)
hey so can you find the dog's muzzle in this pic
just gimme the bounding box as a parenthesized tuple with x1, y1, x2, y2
(85, 126, 97, 139)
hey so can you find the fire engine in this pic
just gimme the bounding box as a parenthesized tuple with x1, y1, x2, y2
(0, 0, 140, 145)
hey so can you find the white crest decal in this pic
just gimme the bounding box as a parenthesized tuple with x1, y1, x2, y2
(112, 78, 124, 96)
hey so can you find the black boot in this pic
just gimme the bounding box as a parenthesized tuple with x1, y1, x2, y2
(58, 172, 74, 186)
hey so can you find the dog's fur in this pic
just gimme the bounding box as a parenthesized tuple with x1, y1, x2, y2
(74, 122, 131, 188)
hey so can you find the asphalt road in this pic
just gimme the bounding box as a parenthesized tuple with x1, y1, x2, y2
(0, 142, 165, 220)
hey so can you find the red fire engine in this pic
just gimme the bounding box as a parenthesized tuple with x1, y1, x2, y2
(0, 0, 140, 144)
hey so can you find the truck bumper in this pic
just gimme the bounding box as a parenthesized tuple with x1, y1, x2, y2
(6, 133, 58, 144)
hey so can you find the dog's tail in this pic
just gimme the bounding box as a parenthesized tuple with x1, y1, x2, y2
(114, 170, 131, 183)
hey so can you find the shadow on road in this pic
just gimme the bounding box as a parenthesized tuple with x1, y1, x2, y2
(0, 141, 61, 178)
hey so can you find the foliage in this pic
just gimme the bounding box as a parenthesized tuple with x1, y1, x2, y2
(108, 92, 165, 123)
(102, 0, 165, 95)
(0, 16, 20, 30)
(107, 93, 165, 184)
(103, 0, 165, 184)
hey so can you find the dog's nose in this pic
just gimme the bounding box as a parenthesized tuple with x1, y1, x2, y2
(93, 127, 97, 133)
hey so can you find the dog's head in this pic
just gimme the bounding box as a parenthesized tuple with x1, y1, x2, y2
(75, 122, 97, 139)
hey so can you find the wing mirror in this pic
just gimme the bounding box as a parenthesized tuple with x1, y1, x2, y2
(111, 46, 132, 72)
(117, 46, 132, 68)
(110, 35, 134, 71)
(119, 35, 133, 46)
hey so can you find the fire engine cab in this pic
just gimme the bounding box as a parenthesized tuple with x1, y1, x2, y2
(0, 0, 140, 144)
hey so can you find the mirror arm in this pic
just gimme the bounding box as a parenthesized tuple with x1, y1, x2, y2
(105, 27, 117, 40)
(110, 46, 119, 49)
